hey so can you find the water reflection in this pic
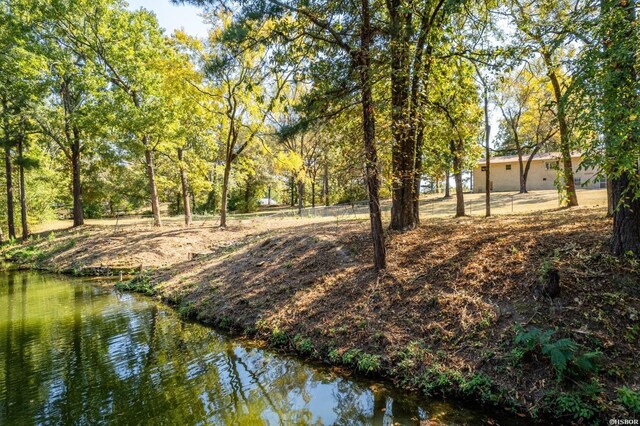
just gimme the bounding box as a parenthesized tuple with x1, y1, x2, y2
(0, 271, 493, 425)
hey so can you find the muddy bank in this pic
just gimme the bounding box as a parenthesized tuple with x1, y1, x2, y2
(4, 208, 639, 422)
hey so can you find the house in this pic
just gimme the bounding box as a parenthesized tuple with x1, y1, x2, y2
(472, 152, 604, 193)
(258, 197, 279, 206)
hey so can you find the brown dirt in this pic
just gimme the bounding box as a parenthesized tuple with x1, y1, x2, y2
(5, 206, 639, 420)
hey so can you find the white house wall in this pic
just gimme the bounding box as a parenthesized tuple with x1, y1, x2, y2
(473, 157, 602, 193)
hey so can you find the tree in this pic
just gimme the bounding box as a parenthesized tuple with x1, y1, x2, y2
(55, 2, 183, 227)
(427, 56, 482, 217)
(582, 0, 640, 255)
(189, 17, 292, 227)
(0, 2, 47, 238)
(507, 0, 584, 206)
(178, 0, 388, 268)
(495, 65, 558, 193)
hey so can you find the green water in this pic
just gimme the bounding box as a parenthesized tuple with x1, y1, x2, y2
(0, 271, 503, 425)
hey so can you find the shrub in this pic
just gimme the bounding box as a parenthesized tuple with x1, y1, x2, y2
(356, 353, 381, 373)
(293, 334, 314, 355)
(617, 386, 640, 415)
(513, 325, 601, 379)
(270, 327, 288, 347)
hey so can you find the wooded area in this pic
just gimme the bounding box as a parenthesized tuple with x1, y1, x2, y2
(1, 0, 639, 268)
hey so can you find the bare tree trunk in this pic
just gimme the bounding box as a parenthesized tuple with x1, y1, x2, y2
(290, 175, 295, 207)
(2, 97, 15, 240)
(358, 0, 386, 270)
(412, 128, 424, 225)
(523, 146, 543, 194)
(311, 181, 316, 208)
(177, 148, 192, 226)
(517, 152, 527, 193)
(607, 178, 614, 217)
(455, 170, 465, 217)
(71, 126, 84, 227)
(444, 169, 451, 198)
(18, 137, 27, 240)
(220, 161, 231, 227)
(4, 141, 14, 240)
(546, 64, 578, 207)
(612, 171, 640, 255)
(483, 86, 491, 217)
(297, 180, 303, 215)
(450, 141, 465, 217)
(323, 159, 329, 206)
(143, 144, 162, 227)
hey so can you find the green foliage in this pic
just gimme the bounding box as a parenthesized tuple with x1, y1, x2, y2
(355, 353, 381, 373)
(5, 244, 42, 263)
(512, 325, 601, 379)
(327, 348, 340, 364)
(338, 349, 380, 373)
(617, 386, 640, 415)
(538, 250, 560, 282)
(269, 327, 288, 348)
(547, 380, 604, 422)
(293, 334, 314, 355)
(115, 274, 155, 296)
(178, 302, 196, 319)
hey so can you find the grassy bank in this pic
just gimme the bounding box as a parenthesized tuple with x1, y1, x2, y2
(3, 207, 639, 423)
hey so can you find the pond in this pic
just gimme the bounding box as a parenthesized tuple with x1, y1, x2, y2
(0, 271, 507, 425)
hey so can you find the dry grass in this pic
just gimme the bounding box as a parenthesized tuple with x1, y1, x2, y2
(7, 200, 639, 420)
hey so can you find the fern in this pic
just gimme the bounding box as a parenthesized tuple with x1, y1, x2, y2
(542, 338, 578, 375)
(513, 326, 601, 379)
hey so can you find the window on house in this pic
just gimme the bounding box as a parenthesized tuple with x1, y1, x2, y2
(599, 177, 607, 189)
(506, 164, 512, 170)
(481, 166, 487, 171)
(574, 177, 582, 187)
(545, 161, 560, 170)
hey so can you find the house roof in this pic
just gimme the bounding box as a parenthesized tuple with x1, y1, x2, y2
(476, 152, 581, 166)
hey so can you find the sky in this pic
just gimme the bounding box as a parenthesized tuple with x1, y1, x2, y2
(126, 0, 210, 38)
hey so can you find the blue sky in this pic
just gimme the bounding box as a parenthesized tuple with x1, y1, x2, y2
(126, 0, 209, 38)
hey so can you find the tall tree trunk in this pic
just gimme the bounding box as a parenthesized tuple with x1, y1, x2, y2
(444, 169, 451, 198)
(177, 148, 192, 226)
(17, 137, 27, 240)
(607, 178, 614, 217)
(546, 63, 578, 207)
(311, 181, 316, 208)
(412, 131, 424, 224)
(143, 144, 162, 227)
(451, 141, 465, 217)
(297, 180, 303, 216)
(484, 86, 491, 217)
(388, 3, 416, 231)
(358, 0, 386, 270)
(220, 160, 231, 227)
(454, 170, 465, 217)
(523, 146, 543, 194)
(323, 156, 329, 206)
(2, 97, 15, 240)
(4, 141, 15, 240)
(517, 152, 527, 193)
(603, 0, 640, 255)
(611, 172, 640, 255)
(71, 126, 84, 227)
(290, 175, 294, 207)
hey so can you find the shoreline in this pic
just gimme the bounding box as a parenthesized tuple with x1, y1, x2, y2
(3, 207, 639, 423)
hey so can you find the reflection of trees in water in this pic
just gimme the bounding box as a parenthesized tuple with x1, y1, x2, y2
(0, 274, 437, 425)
